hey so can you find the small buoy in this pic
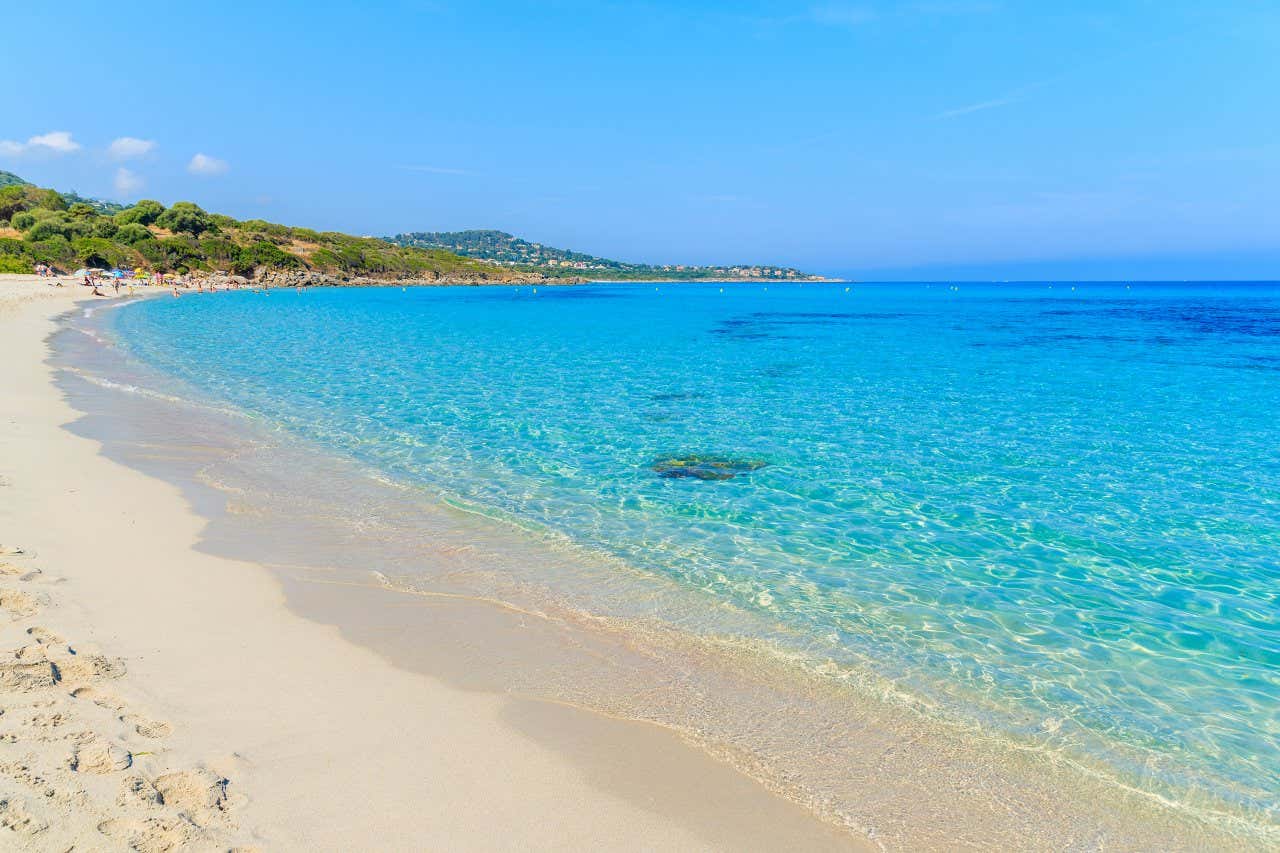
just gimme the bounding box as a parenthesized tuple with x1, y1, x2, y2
(719, 288, 724, 293)
(844, 287, 850, 292)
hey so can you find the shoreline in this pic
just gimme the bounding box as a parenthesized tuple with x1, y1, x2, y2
(4, 276, 1268, 849)
(0, 276, 861, 848)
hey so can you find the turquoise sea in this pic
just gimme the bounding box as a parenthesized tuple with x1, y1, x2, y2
(106, 281, 1278, 839)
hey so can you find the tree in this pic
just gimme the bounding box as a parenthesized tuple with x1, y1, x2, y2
(90, 218, 119, 239)
(155, 201, 214, 236)
(240, 240, 302, 270)
(115, 223, 152, 244)
(25, 219, 68, 242)
(114, 199, 165, 226)
(10, 211, 37, 232)
(72, 237, 132, 270)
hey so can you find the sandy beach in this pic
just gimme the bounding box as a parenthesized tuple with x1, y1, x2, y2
(0, 274, 861, 849)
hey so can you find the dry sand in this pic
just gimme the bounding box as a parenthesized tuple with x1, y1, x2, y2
(0, 276, 864, 850)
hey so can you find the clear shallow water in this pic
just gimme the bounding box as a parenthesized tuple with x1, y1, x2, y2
(111, 282, 1279, 832)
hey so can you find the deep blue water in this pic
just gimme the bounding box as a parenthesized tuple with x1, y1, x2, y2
(112, 281, 1280, 826)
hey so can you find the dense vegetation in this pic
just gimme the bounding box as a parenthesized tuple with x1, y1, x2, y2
(0, 174, 515, 280)
(390, 229, 820, 281)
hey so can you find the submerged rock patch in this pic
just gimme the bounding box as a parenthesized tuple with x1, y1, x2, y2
(650, 455, 767, 481)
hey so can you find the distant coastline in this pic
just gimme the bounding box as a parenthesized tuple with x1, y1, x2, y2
(1, 171, 821, 287)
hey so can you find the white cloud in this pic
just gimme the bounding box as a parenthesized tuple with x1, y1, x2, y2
(114, 167, 144, 197)
(108, 137, 156, 160)
(0, 130, 81, 157)
(187, 153, 229, 176)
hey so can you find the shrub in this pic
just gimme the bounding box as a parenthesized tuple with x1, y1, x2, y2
(136, 235, 205, 271)
(10, 211, 37, 231)
(0, 255, 29, 273)
(241, 240, 300, 269)
(68, 202, 97, 219)
(0, 186, 28, 221)
(0, 186, 65, 221)
(115, 223, 151, 244)
(114, 199, 165, 226)
(155, 201, 214, 236)
(72, 237, 133, 270)
(64, 217, 96, 239)
(26, 235, 74, 266)
(35, 189, 67, 211)
(198, 237, 240, 268)
(25, 219, 68, 241)
(90, 218, 119, 239)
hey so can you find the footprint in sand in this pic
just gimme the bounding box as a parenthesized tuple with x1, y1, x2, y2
(0, 796, 49, 836)
(123, 714, 173, 739)
(25, 626, 64, 645)
(0, 759, 87, 806)
(0, 660, 59, 691)
(153, 768, 236, 826)
(69, 734, 133, 773)
(13, 642, 48, 662)
(48, 648, 126, 683)
(0, 562, 44, 583)
(23, 711, 68, 731)
(98, 815, 200, 851)
(0, 588, 45, 619)
(70, 685, 126, 711)
(117, 774, 165, 809)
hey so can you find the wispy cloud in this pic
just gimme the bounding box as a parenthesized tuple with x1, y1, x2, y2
(936, 95, 1018, 119)
(935, 73, 1056, 120)
(187, 153, 229, 176)
(108, 137, 156, 161)
(0, 130, 81, 157)
(396, 164, 478, 176)
(114, 167, 144, 197)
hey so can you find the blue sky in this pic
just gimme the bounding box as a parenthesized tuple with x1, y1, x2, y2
(4, 1, 1278, 279)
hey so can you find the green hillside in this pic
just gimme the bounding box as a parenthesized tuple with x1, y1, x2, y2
(389, 229, 821, 281)
(0, 176, 522, 281)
